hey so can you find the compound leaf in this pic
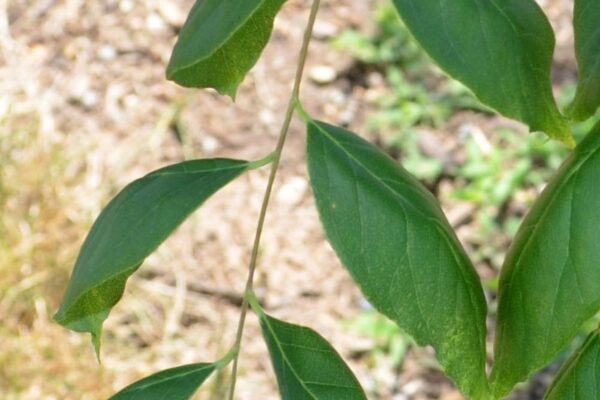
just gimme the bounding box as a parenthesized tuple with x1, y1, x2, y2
(110, 363, 216, 400)
(545, 331, 600, 400)
(566, 0, 600, 121)
(306, 119, 489, 399)
(391, 0, 573, 146)
(54, 159, 253, 355)
(492, 121, 600, 397)
(167, 0, 286, 97)
(248, 293, 367, 400)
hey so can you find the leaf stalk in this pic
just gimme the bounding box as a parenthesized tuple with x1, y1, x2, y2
(225, 1, 321, 398)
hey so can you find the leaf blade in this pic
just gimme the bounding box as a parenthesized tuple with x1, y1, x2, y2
(306, 120, 489, 399)
(545, 331, 600, 400)
(249, 294, 367, 400)
(391, 0, 572, 145)
(110, 363, 215, 400)
(492, 121, 600, 396)
(566, 0, 600, 121)
(54, 158, 250, 353)
(166, 0, 286, 97)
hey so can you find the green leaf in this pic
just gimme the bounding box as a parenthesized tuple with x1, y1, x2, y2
(306, 119, 489, 399)
(166, 0, 286, 97)
(54, 158, 253, 355)
(110, 363, 215, 400)
(545, 331, 600, 400)
(390, 0, 573, 146)
(566, 0, 600, 121)
(492, 121, 600, 397)
(247, 292, 367, 400)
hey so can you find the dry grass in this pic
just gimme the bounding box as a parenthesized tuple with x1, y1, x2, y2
(0, 50, 232, 400)
(0, 84, 105, 399)
(0, 1, 318, 398)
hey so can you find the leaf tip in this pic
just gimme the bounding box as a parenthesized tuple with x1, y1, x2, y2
(92, 331, 102, 363)
(165, 68, 239, 100)
(53, 306, 104, 362)
(215, 84, 238, 101)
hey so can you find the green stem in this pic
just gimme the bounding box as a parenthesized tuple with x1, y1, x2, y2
(247, 151, 277, 170)
(226, 1, 321, 399)
(215, 345, 240, 370)
(245, 289, 265, 317)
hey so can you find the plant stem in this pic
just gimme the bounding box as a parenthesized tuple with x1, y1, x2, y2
(226, 1, 321, 399)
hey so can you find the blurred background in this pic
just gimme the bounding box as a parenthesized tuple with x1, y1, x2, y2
(1, 0, 598, 399)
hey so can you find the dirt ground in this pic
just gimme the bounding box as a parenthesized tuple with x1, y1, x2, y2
(0, 0, 581, 399)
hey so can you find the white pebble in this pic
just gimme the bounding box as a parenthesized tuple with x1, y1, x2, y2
(309, 65, 337, 85)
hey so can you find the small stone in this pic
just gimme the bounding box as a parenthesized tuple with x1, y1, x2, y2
(309, 65, 337, 85)
(157, 3, 186, 27)
(146, 13, 166, 31)
(81, 91, 99, 109)
(367, 71, 385, 88)
(276, 177, 308, 207)
(201, 136, 220, 154)
(119, 0, 134, 13)
(402, 379, 425, 396)
(312, 20, 339, 40)
(98, 45, 117, 60)
(123, 94, 139, 109)
(259, 109, 276, 125)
